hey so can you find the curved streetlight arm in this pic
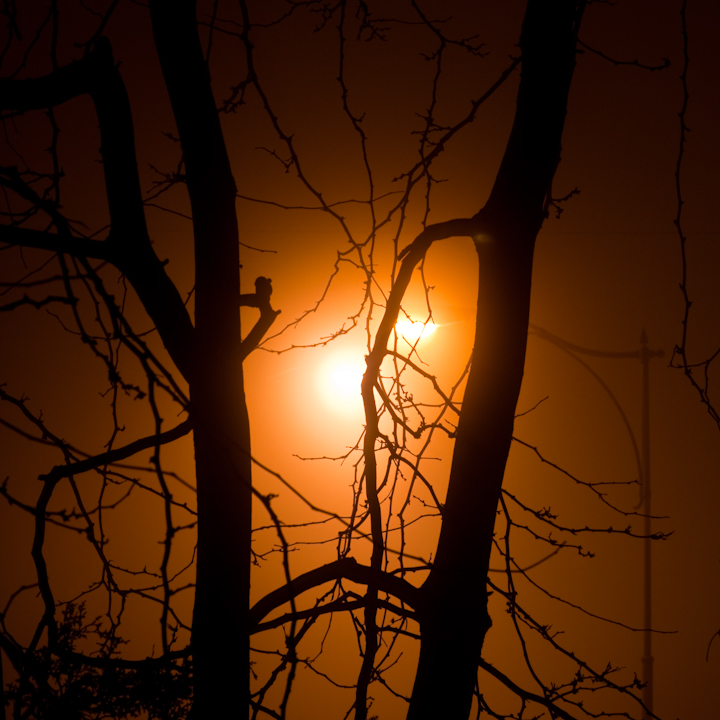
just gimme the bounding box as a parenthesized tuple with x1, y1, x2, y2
(529, 324, 664, 720)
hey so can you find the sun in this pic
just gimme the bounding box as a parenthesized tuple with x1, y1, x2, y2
(316, 321, 438, 416)
(317, 350, 366, 417)
(395, 319, 437, 343)
(328, 362, 365, 399)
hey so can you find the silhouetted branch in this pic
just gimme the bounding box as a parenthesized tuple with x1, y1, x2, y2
(38, 418, 193, 483)
(0, 225, 109, 260)
(0, 37, 196, 379)
(250, 557, 421, 630)
(478, 658, 580, 720)
(577, 38, 670, 71)
(239, 276, 281, 360)
(670, 0, 720, 431)
(253, 595, 416, 635)
(0, 292, 75, 312)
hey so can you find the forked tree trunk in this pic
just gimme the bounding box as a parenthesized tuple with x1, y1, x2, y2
(407, 2, 585, 718)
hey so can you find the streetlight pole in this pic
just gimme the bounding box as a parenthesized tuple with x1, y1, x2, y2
(639, 329, 663, 718)
(530, 326, 663, 718)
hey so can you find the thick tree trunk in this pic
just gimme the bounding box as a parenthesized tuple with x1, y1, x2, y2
(409, 220, 535, 720)
(407, 2, 584, 718)
(150, 1, 251, 716)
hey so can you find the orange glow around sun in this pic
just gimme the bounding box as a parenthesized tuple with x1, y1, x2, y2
(316, 320, 438, 416)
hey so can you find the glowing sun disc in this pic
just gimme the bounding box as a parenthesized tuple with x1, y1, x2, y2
(317, 351, 366, 416)
(328, 364, 364, 398)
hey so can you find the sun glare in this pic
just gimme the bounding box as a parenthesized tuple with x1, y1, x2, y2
(328, 363, 364, 398)
(395, 319, 437, 343)
(317, 322, 437, 416)
(317, 351, 366, 416)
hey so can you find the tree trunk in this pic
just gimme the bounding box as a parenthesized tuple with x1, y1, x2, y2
(149, 1, 252, 716)
(407, 2, 585, 718)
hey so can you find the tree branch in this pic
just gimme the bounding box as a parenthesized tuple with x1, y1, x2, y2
(0, 37, 197, 380)
(239, 276, 281, 361)
(478, 658, 579, 720)
(253, 595, 416, 635)
(249, 557, 422, 629)
(38, 418, 193, 483)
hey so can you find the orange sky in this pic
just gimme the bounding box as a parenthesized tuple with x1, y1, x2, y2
(1, 2, 719, 718)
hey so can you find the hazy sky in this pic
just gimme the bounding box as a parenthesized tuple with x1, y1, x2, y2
(1, 2, 719, 718)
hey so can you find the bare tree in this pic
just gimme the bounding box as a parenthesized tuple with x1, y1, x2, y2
(0, 1, 677, 719)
